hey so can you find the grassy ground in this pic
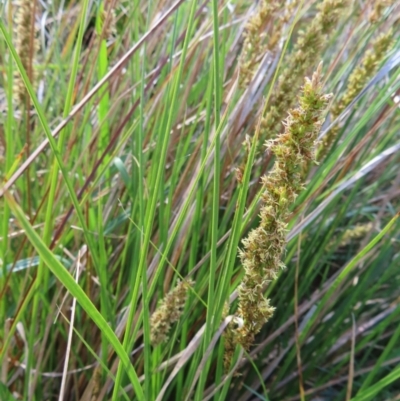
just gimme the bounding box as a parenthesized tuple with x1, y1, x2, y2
(1, 0, 400, 400)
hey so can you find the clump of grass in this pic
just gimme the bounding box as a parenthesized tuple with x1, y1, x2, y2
(1, 1, 400, 400)
(235, 64, 332, 350)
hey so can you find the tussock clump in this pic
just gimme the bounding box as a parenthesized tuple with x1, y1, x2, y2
(5, 0, 400, 397)
(235, 64, 332, 350)
(261, 0, 346, 139)
(150, 279, 194, 345)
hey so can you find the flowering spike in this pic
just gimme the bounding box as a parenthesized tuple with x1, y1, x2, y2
(14, 0, 39, 107)
(261, 0, 346, 138)
(150, 279, 194, 346)
(235, 65, 332, 350)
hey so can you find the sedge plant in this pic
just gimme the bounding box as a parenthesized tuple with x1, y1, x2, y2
(0, 1, 399, 400)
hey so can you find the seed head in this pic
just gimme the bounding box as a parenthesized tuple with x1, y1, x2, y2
(150, 279, 194, 345)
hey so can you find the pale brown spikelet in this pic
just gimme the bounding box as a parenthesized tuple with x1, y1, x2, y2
(268, 0, 299, 50)
(222, 302, 237, 371)
(235, 135, 251, 184)
(235, 64, 332, 350)
(369, 0, 394, 23)
(90, 365, 102, 401)
(239, 0, 284, 89)
(320, 30, 393, 155)
(336, 223, 373, 248)
(14, 0, 39, 107)
(335, 30, 393, 115)
(99, 8, 117, 40)
(150, 279, 194, 345)
(261, 0, 346, 139)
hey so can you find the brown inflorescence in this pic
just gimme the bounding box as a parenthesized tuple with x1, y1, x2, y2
(329, 222, 373, 249)
(261, 0, 346, 139)
(369, 0, 394, 23)
(150, 279, 194, 345)
(320, 29, 393, 156)
(14, 0, 39, 107)
(98, 8, 117, 40)
(235, 64, 332, 350)
(239, 0, 285, 89)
